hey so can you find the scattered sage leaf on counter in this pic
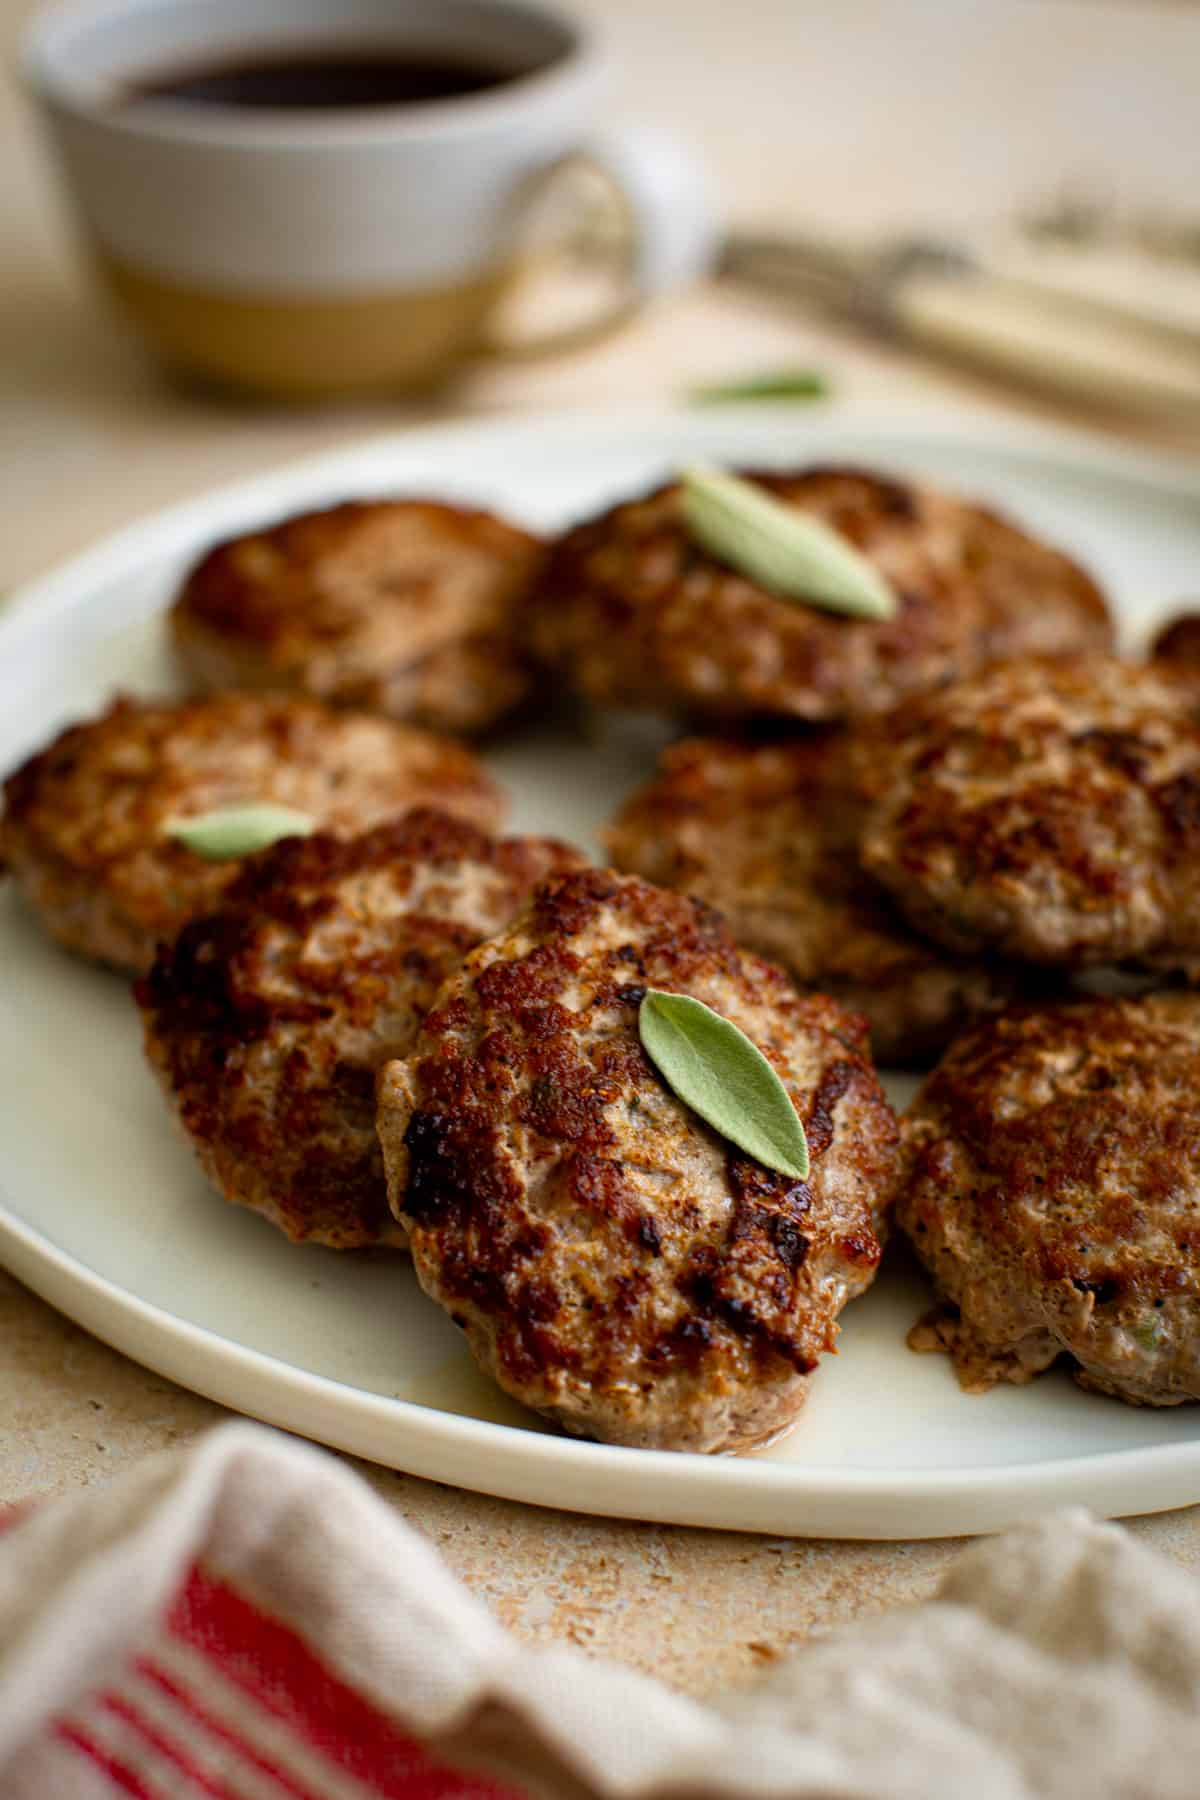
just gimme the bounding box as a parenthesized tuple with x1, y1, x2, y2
(638, 989, 809, 1180)
(687, 368, 830, 406)
(679, 464, 898, 620)
(165, 804, 316, 860)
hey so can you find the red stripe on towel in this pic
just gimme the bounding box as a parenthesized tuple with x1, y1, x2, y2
(99, 1689, 247, 1799)
(56, 1719, 164, 1798)
(169, 1565, 529, 1800)
(136, 1655, 326, 1800)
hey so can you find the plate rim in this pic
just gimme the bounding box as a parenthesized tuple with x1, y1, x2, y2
(5, 405, 1200, 1539)
(9, 1202, 1200, 1541)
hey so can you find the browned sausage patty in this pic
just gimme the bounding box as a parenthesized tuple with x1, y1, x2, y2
(605, 734, 1044, 1065)
(377, 868, 898, 1452)
(859, 655, 1200, 968)
(899, 994, 1200, 1405)
(529, 466, 1111, 725)
(137, 811, 584, 1249)
(1152, 611, 1200, 670)
(0, 692, 504, 974)
(172, 499, 543, 735)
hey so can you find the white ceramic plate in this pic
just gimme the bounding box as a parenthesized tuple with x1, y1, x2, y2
(5, 410, 1200, 1540)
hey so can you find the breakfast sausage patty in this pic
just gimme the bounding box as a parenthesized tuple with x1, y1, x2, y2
(859, 655, 1200, 968)
(0, 692, 504, 974)
(172, 499, 544, 735)
(376, 868, 899, 1452)
(605, 734, 1043, 1065)
(1152, 611, 1200, 670)
(137, 810, 584, 1249)
(899, 994, 1200, 1405)
(529, 466, 1111, 725)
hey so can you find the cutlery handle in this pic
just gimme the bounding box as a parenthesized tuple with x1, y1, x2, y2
(723, 228, 1200, 419)
(894, 269, 1200, 418)
(975, 260, 1200, 358)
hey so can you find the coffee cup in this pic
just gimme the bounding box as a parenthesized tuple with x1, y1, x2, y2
(24, 0, 714, 399)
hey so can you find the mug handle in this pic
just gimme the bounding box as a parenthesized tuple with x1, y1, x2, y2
(479, 125, 716, 360)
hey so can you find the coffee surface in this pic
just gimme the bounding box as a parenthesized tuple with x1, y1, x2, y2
(125, 47, 521, 111)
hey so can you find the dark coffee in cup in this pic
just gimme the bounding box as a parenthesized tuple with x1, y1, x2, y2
(122, 47, 532, 112)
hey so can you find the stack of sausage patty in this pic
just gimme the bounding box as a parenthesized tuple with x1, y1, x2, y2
(6, 462, 1200, 1439)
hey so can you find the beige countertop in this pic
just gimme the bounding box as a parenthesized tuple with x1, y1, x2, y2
(5, 0, 1200, 1701)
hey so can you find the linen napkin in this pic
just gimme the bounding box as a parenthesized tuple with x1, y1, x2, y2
(1, 1422, 1197, 1799)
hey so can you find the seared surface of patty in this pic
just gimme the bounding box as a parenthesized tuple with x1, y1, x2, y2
(1152, 612, 1200, 670)
(899, 994, 1200, 1405)
(137, 811, 584, 1249)
(0, 692, 504, 973)
(172, 499, 543, 735)
(860, 655, 1200, 967)
(377, 868, 898, 1452)
(530, 466, 1111, 724)
(606, 734, 1042, 1064)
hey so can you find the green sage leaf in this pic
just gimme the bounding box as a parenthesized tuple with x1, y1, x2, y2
(638, 989, 809, 1180)
(165, 804, 316, 860)
(1132, 1311, 1164, 1354)
(679, 464, 898, 620)
(687, 368, 830, 406)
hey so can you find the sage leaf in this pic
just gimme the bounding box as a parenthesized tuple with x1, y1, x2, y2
(1132, 1311, 1164, 1354)
(165, 804, 316, 860)
(680, 464, 897, 620)
(638, 989, 809, 1180)
(688, 368, 830, 406)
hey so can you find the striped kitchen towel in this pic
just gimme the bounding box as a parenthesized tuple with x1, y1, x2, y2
(2, 1422, 1200, 1798)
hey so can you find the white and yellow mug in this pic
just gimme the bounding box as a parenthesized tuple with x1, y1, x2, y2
(24, 0, 714, 398)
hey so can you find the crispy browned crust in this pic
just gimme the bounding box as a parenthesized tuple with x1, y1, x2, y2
(528, 466, 1112, 725)
(605, 734, 1047, 1064)
(1152, 612, 1200, 670)
(172, 499, 544, 734)
(136, 809, 585, 1249)
(377, 868, 899, 1451)
(0, 692, 505, 974)
(898, 994, 1200, 1405)
(860, 655, 1200, 968)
